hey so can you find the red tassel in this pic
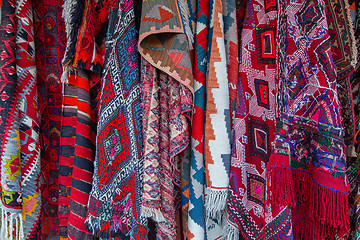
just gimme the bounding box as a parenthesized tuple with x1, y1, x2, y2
(267, 154, 295, 207)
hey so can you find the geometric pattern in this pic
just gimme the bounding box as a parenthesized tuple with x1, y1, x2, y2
(86, 0, 147, 238)
(247, 173, 266, 206)
(139, 0, 194, 94)
(33, 0, 67, 237)
(287, 61, 307, 100)
(248, 117, 270, 162)
(226, 0, 284, 239)
(186, 0, 210, 236)
(255, 26, 276, 64)
(254, 79, 270, 109)
(59, 71, 98, 240)
(295, 2, 323, 34)
(104, 129, 123, 164)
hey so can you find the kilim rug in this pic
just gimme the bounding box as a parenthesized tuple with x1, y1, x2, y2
(33, 0, 66, 237)
(139, 0, 194, 238)
(186, 0, 209, 236)
(138, 0, 194, 94)
(141, 58, 192, 239)
(59, 0, 107, 238)
(325, 0, 357, 146)
(16, 0, 42, 238)
(85, 0, 147, 238)
(0, 0, 23, 238)
(204, 0, 231, 234)
(268, 0, 350, 238)
(225, 0, 293, 239)
(59, 70, 99, 240)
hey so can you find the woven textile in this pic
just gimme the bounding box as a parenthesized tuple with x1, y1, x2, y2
(325, 0, 357, 146)
(225, 0, 293, 239)
(138, 0, 194, 94)
(268, 0, 350, 238)
(33, 0, 66, 237)
(15, 0, 42, 238)
(85, 0, 147, 238)
(186, 0, 209, 236)
(204, 0, 231, 223)
(59, 70, 99, 240)
(0, 0, 30, 238)
(141, 58, 192, 239)
(58, 0, 106, 237)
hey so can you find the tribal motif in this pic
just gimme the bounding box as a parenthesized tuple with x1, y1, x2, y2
(268, 0, 350, 238)
(86, 0, 148, 238)
(226, 0, 292, 239)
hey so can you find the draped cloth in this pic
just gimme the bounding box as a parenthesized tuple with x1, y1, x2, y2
(138, 0, 193, 237)
(203, 0, 232, 224)
(225, 0, 293, 239)
(85, 0, 148, 238)
(268, 0, 350, 238)
(186, 0, 209, 236)
(59, 70, 99, 240)
(59, 0, 107, 238)
(141, 58, 192, 239)
(0, 0, 42, 238)
(32, 0, 67, 236)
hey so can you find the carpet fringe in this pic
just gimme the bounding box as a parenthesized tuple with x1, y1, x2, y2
(141, 206, 166, 223)
(223, 220, 239, 240)
(204, 188, 228, 218)
(0, 209, 23, 240)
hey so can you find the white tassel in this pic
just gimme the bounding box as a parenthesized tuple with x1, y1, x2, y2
(0, 211, 24, 240)
(204, 188, 228, 218)
(223, 220, 240, 240)
(141, 206, 166, 223)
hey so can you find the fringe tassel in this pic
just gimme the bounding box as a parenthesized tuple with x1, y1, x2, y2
(204, 188, 228, 219)
(293, 217, 314, 240)
(85, 214, 128, 239)
(267, 155, 295, 207)
(0, 209, 23, 240)
(291, 170, 349, 239)
(310, 180, 349, 239)
(141, 206, 166, 222)
(223, 220, 240, 240)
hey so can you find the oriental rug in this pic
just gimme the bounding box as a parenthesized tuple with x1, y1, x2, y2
(85, 0, 147, 238)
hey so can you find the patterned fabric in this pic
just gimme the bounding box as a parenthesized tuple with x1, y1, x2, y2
(138, 0, 194, 94)
(59, 70, 99, 240)
(85, 0, 147, 238)
(204, 0, 231, 224)
(225, 1, 293, 239)
(33, 0, 66, 237)
(350, 0, 360, 237)
(16, 0, 42, 238)
(186, 0, 209, 236)
(325, 0, 357, 145)
(59, 0, 106, 237)
(141, 58, 192, 239)
(139, 0, 194, 238)
(268, 0, 350, 238)
(0, 0, 29, 238)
